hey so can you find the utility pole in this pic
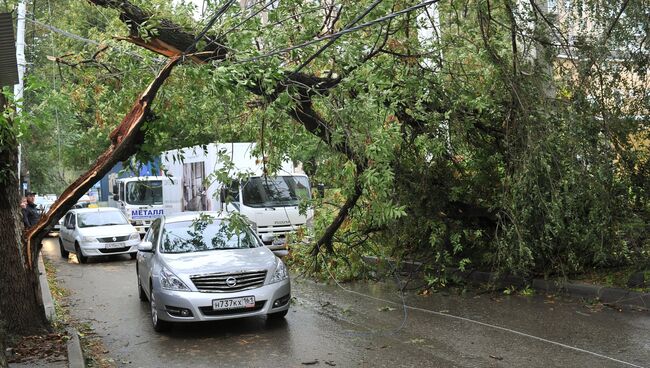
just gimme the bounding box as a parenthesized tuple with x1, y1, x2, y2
(15, 0, 27, 194)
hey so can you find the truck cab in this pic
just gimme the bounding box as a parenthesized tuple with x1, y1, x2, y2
(222, 174, 313, 251)
(108, 176, 166, 235)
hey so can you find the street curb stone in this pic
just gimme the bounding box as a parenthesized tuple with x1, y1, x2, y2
(37, 254, 55, 321)
(362, 256, 650, 310)
(39, 252, 86, 368)
(66, 329, 85, 368)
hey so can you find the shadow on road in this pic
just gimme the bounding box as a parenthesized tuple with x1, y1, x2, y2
(150, 314, 290, 339)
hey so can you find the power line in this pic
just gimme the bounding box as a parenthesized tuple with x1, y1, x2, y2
(25, 17, 162, 62)
(219, 0, 279, 38)
(183, 0, 236, 54)
(228, 0, 440, 65)
(292, 0, 383, 74)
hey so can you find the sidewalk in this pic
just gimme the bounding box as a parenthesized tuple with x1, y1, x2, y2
(6, 253, 85, 368)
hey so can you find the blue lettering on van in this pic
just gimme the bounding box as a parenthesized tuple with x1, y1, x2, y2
(130, 209, 164, 220)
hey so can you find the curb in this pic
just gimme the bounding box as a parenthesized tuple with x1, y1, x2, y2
(362, 256, 650, 310)
(66, 329, 84, 368)
(38, 253, 86, 368)
(37, 254, 55, 321)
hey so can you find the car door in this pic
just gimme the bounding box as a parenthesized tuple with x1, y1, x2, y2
(139, 218, 161, 296)
(66, 213, 78, 250)
(60, 213, 73, 250)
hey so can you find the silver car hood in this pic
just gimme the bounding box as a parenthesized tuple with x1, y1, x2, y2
(161, 247, 277, 276)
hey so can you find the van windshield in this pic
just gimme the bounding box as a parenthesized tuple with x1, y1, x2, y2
(241, 176, 310, 208)
(125, 180, 163, 205)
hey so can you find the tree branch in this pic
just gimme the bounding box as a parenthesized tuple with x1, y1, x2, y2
(24, 56, 181, 269)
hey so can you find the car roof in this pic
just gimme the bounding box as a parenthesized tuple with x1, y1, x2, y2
(69, 207, 120, 214)
(163, 211, 228, 224)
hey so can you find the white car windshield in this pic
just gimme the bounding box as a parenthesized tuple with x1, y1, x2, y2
(161, 218, 259, 253)
(77, 211, 128, 228)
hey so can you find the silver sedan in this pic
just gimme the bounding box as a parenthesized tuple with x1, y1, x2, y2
(136, 212, 291, 332)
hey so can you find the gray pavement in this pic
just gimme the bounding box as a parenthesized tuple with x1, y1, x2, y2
(41, 238, 649, 368)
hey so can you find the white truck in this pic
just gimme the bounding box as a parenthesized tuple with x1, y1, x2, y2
(108, 176, 167, 236)
(161, 143, 313, 254)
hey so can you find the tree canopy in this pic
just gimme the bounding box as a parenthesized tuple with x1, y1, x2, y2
(13, 0, 650, 282)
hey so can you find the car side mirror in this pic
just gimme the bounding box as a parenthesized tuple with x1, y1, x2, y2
(260, 234, 275, 245)
(113, 194, 119, 201)
(138, 241, 153, 252)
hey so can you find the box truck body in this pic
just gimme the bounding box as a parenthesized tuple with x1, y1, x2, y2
(161, 143, 312, 251)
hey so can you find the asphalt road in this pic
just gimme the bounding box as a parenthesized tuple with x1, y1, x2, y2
(41, 237, 649, 368)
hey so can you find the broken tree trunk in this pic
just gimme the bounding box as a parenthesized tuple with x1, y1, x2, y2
(23, 56, 181, 274)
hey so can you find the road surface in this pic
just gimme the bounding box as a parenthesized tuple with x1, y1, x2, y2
(41, 237, 649, 368)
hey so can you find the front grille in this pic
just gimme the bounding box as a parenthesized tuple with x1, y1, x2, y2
(199, 301, 266, 316)
(98, 247, 130, 254)
(97, 235, 130, 243)
(190, 270, 267, 292)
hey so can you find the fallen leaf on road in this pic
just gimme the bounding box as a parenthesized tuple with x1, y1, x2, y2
(489, 355, 503, 360)
(302, 359, 319, 365)
(325, 361, 336, 366)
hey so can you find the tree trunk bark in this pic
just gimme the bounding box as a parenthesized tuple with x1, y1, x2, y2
(0, 93, 49, 336)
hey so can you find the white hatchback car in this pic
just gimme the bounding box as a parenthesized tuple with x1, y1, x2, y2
(58, 207, 140, 263)
(136, 212, 291, 332)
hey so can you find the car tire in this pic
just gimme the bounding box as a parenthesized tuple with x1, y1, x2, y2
(130, 252, 137, 260)
(150, 285, 171, 332)
(75, 243, 88, 264)
(59, 240, 69, 259)
(268, 309, 289, 319)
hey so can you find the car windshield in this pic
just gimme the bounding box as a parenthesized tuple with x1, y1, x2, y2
(160, 217, 259, 253)
(77, 211, 128, 228)
(125, 180, 163, 206)
(241, 176, 310, 208)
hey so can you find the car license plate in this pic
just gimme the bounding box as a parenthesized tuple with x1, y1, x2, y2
(105, 242, 124, 249)
(212, 296, 255, 311)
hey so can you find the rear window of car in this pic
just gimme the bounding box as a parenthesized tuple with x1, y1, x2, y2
(160, 217, 259, 253)
(77, 211, 129, 228)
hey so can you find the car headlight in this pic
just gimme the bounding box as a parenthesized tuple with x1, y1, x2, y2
(81, 236, 97, 243)
(160, 267, 190, 291)
(270, 259, 289, 284)
(129, 233, 140, 240)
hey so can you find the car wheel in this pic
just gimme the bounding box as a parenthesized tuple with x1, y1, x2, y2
(130, 252, 137, 260)
(59, 240, 69, 259)
(268, 309, 289, 319)
(137, 269, 147, 302)
(75, 243, 88, 264)
(150, 285, 171, 332)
